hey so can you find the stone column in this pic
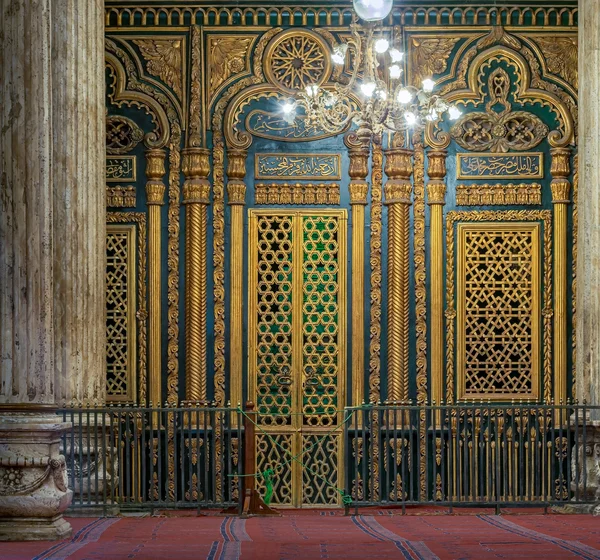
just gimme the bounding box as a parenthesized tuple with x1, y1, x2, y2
(53, 0, 106, 407)
(1, 0, 107, 536)
(573, 0, 600, 512)
(0, 0, 71, 540)
(51, 0, 109, 511)
(384, 148, 413, 403)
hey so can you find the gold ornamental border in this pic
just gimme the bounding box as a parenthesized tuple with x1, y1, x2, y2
(445, 210, 552, 404)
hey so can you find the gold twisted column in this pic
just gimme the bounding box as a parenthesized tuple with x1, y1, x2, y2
(182, 148, 211, 403)
(384, 148, 413, 402)
(227, 150, 247, 410)
(427, 150, 447, 410)
(550, 147, 571, 410)
(345, 132, 370, 406)
(146, 149, 166, 407)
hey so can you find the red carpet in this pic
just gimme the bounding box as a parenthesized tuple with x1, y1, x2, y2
(1, 512, 599, 559)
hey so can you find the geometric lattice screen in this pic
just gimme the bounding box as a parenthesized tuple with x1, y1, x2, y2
(457, 223, 540, 400)
(249, 210, 346, 506)
(106, 225, 136, 402)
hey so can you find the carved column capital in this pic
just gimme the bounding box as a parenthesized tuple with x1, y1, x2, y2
(551, 179, 572, 203)
(427, 150, 448, 180)
(145, 149, 166, 205)
(550, 147, 571, 178)
(384, 147, 413, 180)
(349, 181, 369, 205)
(226, 149, 247, 206)
(384, 180, 412, 205)
(427, 182, 447, 205)
(182, 147, 211, 205)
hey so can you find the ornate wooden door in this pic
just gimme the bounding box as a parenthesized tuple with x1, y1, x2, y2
(248, 210, 347, 507)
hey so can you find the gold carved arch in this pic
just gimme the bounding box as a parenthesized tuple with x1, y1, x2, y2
(108, 36, 185, 127)
(426, 34, 575, 149)
(105, 51, 170, 149)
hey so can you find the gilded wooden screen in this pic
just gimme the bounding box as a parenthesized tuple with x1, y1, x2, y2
(456, 222, 541, 400)
(249, 210, 346, 506)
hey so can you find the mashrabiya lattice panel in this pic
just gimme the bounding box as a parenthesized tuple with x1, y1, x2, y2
(301, 434, 340, 506)
(256, 433, 293, 506)
(301, 215, 340, 429)
(255, 215, 294, 427)
(106, 226, 134, 398)
(458, 223, 540, 399)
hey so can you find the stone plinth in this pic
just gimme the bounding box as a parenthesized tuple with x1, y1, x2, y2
(0, 414, 72, 540)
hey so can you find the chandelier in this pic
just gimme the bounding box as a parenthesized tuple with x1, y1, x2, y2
(282, 11, 461, 136)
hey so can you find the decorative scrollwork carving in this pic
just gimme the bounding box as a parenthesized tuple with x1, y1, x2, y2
(409, 37, 460, 86)
(106, 115, 144, 154)
(209, 36, 253, 102)
(450, 68, 548, 153)
(134, 39, 183, 99)
(534, 36, 578, 90)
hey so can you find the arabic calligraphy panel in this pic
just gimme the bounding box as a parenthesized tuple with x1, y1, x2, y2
(107, 156, 137, 182)
(255, 154, 341, 180)
(456, 152, 543, 180)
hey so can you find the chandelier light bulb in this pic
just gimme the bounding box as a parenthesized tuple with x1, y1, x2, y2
(361, 82, 377, 97)
(374, 38, 390, 53)
(389, 49, 404, 63)
(389, 65, 402, 79)
(422, 78, 435, 93)
(331, 43, 348, 65)
(352, 0, 393, 21)
(305, 84, 319, 97)
(425, 109, 439, 122)
(282, 102, 295, 114)
(404, 111, 417, 126)
(397, 88, 413, 104)
(324, 94, 337, 108)
(448, 106, 462, 120)
(377, 89, 387, 100)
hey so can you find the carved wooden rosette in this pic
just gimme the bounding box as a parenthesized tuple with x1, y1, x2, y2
(426, 150, 447, 414)
(145, 149, 166, 408)
(550, 147, 571, 412)
(384, 148, 413, 403)
(227, 149, 247, 412)
(182, 148, 211, 404)
(346, 133, 370, 406)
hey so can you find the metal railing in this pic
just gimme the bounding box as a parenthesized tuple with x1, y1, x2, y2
(344, 402, 599, 511)
(59, 405, 243, 513)
(58, 403, 598, 513)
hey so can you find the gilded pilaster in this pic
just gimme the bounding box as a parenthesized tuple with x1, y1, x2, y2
(227, 149, 248, 410)
(550, 147, 571, 409)
(345, 133, 370, 406)
(182, 148, 211, 403)
(426, 150, 447, 410)
(384, 148, 413, 403)
(145, 149, 166, 408)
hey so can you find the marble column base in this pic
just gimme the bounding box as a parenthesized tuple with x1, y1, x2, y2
(0, 413, 73, 541)
(62, 414, 118, 506)
(567, 416, 600, 513)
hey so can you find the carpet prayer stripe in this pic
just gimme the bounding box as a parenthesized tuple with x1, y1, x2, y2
(0, 513, 599, 560)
